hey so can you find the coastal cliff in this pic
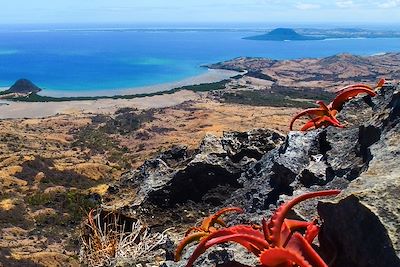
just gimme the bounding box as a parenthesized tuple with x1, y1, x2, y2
(102, 83, 400, 266)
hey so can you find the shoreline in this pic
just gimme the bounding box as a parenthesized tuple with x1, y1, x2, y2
(37, 69, 240, 97)
(0, 90, 201, 119)
(0, 68, 241, 119)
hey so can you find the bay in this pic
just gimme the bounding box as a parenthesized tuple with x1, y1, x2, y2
(0, 26, 399, 96)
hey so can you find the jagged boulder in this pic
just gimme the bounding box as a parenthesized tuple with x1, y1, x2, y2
(104, 128, 285, 223)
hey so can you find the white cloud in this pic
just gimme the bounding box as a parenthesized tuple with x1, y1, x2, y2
(336, 0, 355, 8)
(295, 3, 321, 10)
(378, 0, 400, 8)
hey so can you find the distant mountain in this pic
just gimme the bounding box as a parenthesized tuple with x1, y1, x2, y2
(6, 79, 42, 94)
(244, 28, 322, 41)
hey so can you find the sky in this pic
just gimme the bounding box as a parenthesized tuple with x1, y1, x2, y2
(1, 0, 400, 25)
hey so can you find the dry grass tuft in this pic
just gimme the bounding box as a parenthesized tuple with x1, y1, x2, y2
(79, 209, 167, 267)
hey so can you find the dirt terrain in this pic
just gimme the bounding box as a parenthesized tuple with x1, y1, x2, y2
(0, 98, 297, 266)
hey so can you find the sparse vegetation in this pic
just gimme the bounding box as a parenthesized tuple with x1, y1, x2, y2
(72, 108, 156, 168)
(26, 190, 100, 224)
(0, 199, 33, 229)
(245, 71, 277, 81)
(72, 125, 131, 168)
(221, 87, 336, 108)
(15, 156, 98, 189)
(80, 209, 167, 267)
(73, 127, 121, 154)
(0, 248, 41, 267)
(102, 109, 155, 135)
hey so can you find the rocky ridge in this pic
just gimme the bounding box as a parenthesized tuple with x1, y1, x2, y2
(207, 53, 400, 94)
(104, 83, 400, 267)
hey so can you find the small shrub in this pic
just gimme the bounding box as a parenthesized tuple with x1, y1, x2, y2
(26, 190, 99, 225)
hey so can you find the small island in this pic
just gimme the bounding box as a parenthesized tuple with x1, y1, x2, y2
(0, 78, 42, 98)
(244, 28, 322, 41)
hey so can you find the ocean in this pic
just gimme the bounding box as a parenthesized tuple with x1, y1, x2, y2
(0, 25, 400, 96)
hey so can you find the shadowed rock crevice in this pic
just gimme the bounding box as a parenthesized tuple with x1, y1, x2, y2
(298, 131, 334, 187)
(299, 167, 327, 187)
(382, 89, 400, 128)
(318, 195, 400, 267)
(317, 130, 332, 155)
(148, 164, 243, 207)
(264, 163, 296, 206)
(357, 125, 381, 162)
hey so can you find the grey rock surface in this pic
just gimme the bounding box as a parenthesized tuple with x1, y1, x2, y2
(104, 128, 285, 225)
(318, 86, 400, 267)
(105, 84, 400, 267)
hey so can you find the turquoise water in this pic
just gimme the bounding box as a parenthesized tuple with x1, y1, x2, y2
(0, 26, 400, 94)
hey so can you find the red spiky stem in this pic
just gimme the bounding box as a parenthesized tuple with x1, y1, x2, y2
(268, 190, 340, 247)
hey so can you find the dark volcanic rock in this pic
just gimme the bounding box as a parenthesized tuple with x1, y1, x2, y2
(225, 85, 400, 266)
(319, 195, 400, 267)
(7, 79, 42, 94)
(318, 86, 400, 267)
(105, 84, 400, 267)
(104, 128, 285, 225)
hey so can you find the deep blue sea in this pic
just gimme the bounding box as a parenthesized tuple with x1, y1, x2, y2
(0, 25, 400, 95)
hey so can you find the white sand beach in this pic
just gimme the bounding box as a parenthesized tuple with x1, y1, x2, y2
(0, 68, 240, 119)
(40, 69, 240, 97)
(0, 90, 201, 119)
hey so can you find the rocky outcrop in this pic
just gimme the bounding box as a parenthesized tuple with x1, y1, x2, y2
(207, 54, 400, 93)
(104, 129, 285, 224)
(317, 85, 400, 266)
(105, 84, 400, 267)
(222, 84, 400, 267)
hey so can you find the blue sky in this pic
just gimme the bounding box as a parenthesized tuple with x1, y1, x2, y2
(1, 0, 400, 25)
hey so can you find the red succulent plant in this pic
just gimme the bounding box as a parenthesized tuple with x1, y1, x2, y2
(290, 79, 385, 131)
(176, 190, 340, 267)
(175, 207, 243, 261)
